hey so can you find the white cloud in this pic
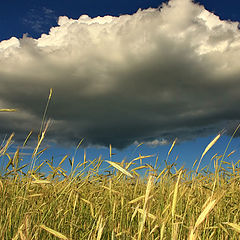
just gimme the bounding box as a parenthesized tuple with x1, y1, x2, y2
(134, 139, 169, 147)
(0, 0, 240, 148)
(146, 139, 169, 147)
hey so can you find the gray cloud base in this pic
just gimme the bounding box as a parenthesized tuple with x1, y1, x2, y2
(0, 0, 240, 149)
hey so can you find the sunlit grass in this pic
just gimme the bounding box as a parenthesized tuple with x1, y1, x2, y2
(0, 91, 240, 239)
(0, 128, 240, 240)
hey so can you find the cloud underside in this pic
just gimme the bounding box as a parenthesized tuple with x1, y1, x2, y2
(0, 0, 240, 148)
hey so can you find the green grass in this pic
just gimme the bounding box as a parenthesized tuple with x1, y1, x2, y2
(0, 128, 240, 240)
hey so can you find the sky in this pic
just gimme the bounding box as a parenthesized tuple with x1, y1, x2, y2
(0, 0, 240, 175)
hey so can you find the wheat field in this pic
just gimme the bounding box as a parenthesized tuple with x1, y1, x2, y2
(0, 127, 240, 240)
(0, 102, 240, 239)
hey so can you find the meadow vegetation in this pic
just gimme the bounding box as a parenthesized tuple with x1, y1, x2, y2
(0, 99, 240, 239)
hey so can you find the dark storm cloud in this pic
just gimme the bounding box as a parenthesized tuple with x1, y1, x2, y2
(0, 0, 240, 148)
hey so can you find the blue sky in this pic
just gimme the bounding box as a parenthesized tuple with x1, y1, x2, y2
(0, 0, 240, 176)
(1, 0, 240, 42)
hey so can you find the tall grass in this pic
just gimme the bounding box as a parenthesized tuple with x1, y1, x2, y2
(0, 129, 240, 240)
(0, 100, 240, 239)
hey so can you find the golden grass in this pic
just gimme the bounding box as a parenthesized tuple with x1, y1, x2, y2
(0, 109, 17, 112)
(0, 94, 240, 239)
(106, 160, 134, 178)
(39, 224, 69, 240)
(0, 139, 240, 239)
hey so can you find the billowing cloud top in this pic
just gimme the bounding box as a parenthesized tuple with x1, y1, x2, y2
(0, 0, 240, 148)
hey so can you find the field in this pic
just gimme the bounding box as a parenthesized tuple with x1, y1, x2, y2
(0, 126, 240, 240)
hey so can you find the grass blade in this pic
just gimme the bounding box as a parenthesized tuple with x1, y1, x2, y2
(168, 138, 177, 157)
(0, 109, 17, 112)
(39, 224, 68, 239)
(222, 222, 240, 233)
(106, 160, 133, 178)
(196, 133, 221, 173)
